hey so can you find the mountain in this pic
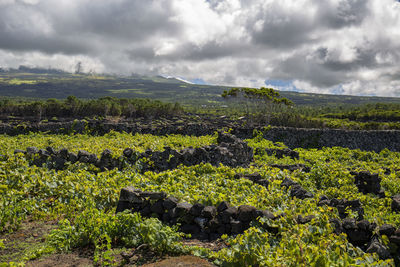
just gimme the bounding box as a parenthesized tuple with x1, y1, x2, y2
(0, 67, 400, 107)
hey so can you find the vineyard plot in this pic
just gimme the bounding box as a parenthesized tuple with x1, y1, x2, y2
(1, 132, 400, 266)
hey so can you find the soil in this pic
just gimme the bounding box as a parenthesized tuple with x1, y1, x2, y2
(0, 218, 58, 263)
(141, 256, 216, 267)
(27, 254, 216, 267)
(1, 220, 221, 267)
(26, 253, 93, 267)
(111, 240, 222, 266)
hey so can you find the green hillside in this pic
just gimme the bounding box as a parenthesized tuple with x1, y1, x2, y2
(1, 68, 400, 107)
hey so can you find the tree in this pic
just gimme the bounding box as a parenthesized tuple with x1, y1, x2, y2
(75, 61, 82, 74)
(30, 101, 44, 122)
(65, 95, 82, 116)
(222, 87, 293, 124)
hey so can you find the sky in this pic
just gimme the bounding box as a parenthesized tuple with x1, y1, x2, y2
(0, 0, 400, 97)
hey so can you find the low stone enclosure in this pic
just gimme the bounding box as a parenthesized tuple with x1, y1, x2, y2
(108, 152, 399, 264)
(116, 186, 400, 263)
(13, 132, 253, 172)
(8, 128, 400, 262)
(2, 119, 400, 152)
(116, 186, 275, 241)
(115, 171, 400, 263)
(12, 132, 390, 202)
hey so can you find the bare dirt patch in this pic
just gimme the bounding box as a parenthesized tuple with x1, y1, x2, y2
(0, 218, 57, 263)
(1, 220, 222, 266)
(26, 253, 93, 267)
(141, 255, 216, 267)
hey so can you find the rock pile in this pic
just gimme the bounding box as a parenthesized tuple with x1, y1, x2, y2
(318, 196, 364, 220)
(270, 164, 310, 173)
(351, 171, 385, 197)
(116, 186, 275, 240)
(329, 218, 400, 261)
(281, 178, 314, 199)
(296, 215, 316, 224)
(14, 132, 254, 172)
(265, 148, 299, 159)
(137, 132, 253, 172)
(392, 194, 400, 213)
(340, 219, 377, 248)
(318, 197, 400, 262)
(15, 146, 124, 171)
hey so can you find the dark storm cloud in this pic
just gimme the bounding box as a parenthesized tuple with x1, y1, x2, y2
(0, 2, 90, 54)
(49, 1, 179, 41)
(0, 0, 180, 55)
(247, 3, 316, 49)
(318, 0, 370, 28)
(251, 17, 315, 49)
(273, 52, 346, 88)
(247, 0, 370, 49)
(0, 29, 93, 55)
(312, 46, 378, 72)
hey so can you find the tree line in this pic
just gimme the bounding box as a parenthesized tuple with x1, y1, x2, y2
(321, 103, 400, 122)
(0, 96, 183, 120)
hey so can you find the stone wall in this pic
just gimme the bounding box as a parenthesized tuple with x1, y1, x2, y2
(1, 120, 400, 152)
(115, 186, 400, 263)
(116, 186, 277, 241)
(257, 127, 400, 152)
(14, 132, 253, 172)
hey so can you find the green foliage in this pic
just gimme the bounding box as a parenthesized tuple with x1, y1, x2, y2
(222, 87, 293, 124)
(213, 211, 386, 266)
(0, 96, 183, 120)
(222, 87, 293, 106)
(322, 103, 400, 122)
(0, 132, 399, 266)
(2, 94, 400, 130)
(46, 208, 186, 265)
(0, 184, 33, 233)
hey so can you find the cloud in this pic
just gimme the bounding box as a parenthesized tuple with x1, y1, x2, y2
(0, 0, 399, 96)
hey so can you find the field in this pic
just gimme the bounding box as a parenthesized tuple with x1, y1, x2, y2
(1, 130, 400, 266)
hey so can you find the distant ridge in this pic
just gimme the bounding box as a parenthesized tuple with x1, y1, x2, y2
(0, 67, 399, 107)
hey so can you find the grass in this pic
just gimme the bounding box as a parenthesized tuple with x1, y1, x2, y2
(8, 79, 38, 85)
(107, 89, 145, 94)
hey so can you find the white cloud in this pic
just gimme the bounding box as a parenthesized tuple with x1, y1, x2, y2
(0, 0, 399, 96)
(341, 80, 400, 97)
(0, 50, 105, 73)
